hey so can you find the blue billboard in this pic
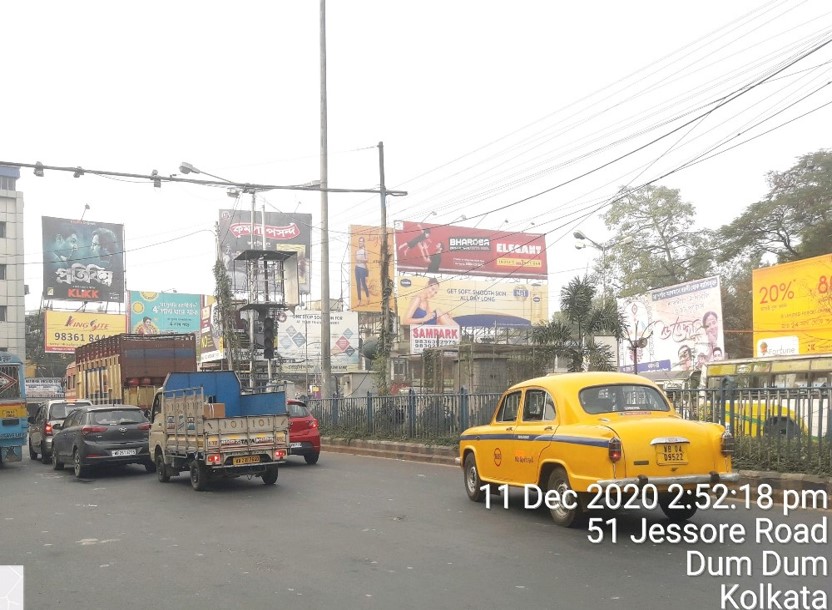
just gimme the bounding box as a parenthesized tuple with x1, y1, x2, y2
(128, 291, 201, 334)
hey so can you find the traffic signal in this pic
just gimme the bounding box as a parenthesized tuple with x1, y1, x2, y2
(263, 317, 275, 360)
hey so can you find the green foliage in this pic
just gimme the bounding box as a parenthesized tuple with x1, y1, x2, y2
(731, 435, 832, 477)
(213, 259, 240, 369)
(25, 312, 73, 377)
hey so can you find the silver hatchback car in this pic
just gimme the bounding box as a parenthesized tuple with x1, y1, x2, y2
(28, 400, 92, 464)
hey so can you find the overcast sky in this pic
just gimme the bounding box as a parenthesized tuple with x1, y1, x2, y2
(5, 1, 831, 314)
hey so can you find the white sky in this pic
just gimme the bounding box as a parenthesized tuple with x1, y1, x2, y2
(5, 1, 832, 315)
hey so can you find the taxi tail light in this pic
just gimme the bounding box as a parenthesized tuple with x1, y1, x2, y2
(81, 425, 108, 435)
(608, 437, 622, 462)
(721, 430, 734, 456)
(206, 454, 222, 465)
(45, 423, 53, 436)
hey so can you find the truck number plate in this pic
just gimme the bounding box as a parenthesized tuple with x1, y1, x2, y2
(111, 449, 137, 457)
(290, 442, 303, 448)
(232, 455, 260, 465)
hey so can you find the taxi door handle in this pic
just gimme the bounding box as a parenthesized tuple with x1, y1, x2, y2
(505, 427, 513, 431)
(544, 426, 553, 431)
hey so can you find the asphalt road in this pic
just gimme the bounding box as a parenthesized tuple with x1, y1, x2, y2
(1, 452, 829, 610)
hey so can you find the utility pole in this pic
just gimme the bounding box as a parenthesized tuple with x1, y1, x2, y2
(248, 189, 257, 390)
(378, 142, 390, 390)
(319, 0, 332, 399)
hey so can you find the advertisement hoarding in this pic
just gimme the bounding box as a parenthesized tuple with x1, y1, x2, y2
(393, 220, 548, 280)
(198, 295, 224, 364)
(128, 291, 202, 334)
(617, 276, 725, 374)
(396, 275, 548, 329)
(218, 210, 312, 295)
(350, 225, 394, 313)
(44, 311, 128, 354)
(276, 311, 360, 374)
(42, 217, 125, 302)
(410, 325, 462, 354)
(753, 253, 832, 356)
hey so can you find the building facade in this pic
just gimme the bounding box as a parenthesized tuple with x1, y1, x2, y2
(0, 166, 26, 357)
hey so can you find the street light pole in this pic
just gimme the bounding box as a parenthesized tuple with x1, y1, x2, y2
(378, 142, 390, 389)
(319, 0, 332, 400)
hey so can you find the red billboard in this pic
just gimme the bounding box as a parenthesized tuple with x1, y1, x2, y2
(393, 221, 547, 280)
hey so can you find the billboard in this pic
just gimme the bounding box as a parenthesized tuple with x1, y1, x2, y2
(617, 276, 725, 374)
(393, 220, 548, 280)
(128, 291, 202, 334)
(42, 217, 125, 302)
(198, 295, 224, 364)
(275, 311, 360, 374)
(350, 225, 394, 313)
(396, 275, 548, 329)
(753, 253, 832, 356)
(218, 210, 312, 295)
(44, 311, 128, 354)
(410, 325, 462, 354)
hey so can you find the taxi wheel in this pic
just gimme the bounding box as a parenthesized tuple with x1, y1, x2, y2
(658, 494, 698, 522)
(463, 453, 485, 502)
(546, 467, 585, 528)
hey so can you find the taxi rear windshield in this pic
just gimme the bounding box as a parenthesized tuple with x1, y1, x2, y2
(578, 384, 670, 414)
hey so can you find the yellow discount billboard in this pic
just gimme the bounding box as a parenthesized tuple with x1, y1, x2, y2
(44, 311, 128, 353)
(753, 253, 832, 356)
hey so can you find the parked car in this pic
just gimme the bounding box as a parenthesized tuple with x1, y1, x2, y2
(287, 399, 320, 465)
(51, 404, 155, 478)
(27, 400, 93, 464)
(458, 372, 737, 527)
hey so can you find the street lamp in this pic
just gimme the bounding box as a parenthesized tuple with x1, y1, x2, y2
(573, 231, 634, 304)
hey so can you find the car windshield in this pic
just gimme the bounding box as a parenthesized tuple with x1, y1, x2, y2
(288, 403, 309, 418)
(578, 384, 670, 414)
(49, 403, 82, 419)
(90, 410, 146, 425)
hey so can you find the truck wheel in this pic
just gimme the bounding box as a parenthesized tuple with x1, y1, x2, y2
(156, 453, 170, 482)
(658, 493, 698, 522)
(262, 466, 278, 485)
(463, 453, 485, 502)
(304, 453, 320, 465)
(546, 467, 585, 528)
(28, 440, 38, 460)
(143, 460, 157, 473)
(52, 450, 64, 470)
(190, 461, 208, 491)
(73, 448, 88, 479)
(41, 441, 51, 465)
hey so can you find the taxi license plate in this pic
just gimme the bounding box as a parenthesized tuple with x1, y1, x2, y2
(232, 455, 261, 465)
(112, 449, 137, 457)
(656, 443, 687, 464)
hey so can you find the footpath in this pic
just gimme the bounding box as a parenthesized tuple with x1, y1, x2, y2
(322, 436, 832, 504)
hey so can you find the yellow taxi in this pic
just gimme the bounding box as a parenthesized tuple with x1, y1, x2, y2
(458, 372, 738, 527)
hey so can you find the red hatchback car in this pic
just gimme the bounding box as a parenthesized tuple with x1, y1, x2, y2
(287, 399, 320, 465)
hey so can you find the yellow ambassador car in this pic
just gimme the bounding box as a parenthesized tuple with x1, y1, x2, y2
(458, 372, 738, 527)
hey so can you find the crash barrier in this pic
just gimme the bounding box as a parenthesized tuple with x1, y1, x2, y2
(309, 385, 832, 473)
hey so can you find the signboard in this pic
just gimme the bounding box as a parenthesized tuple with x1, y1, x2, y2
(42, 217, 125, 302)
(617, 276, 725, 374)
(350, 225, 394, 313)
(218, 210, 312, 295)
(25, 378, 64, 399)
(198, 295, 224, 364)
(44, 311, 128, 354)
(396, 275, 548, 329)
(410, 325, 461, 354)
(275, 311, 360, 374)
(393, 220, 548, 280)
(129, 291, 202, 334)
(753, 254, 832, 356)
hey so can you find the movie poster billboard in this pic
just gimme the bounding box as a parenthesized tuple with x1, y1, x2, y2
(44, 311, 128, 354)
(42, 217, 125, 302)
(275, 311, 360, 374)
(128, 291, 202, 334)
(350, 225, 394, 313)
(753, 253, 832, 356)
(218, 210, 312, 295)
(198, 295, 224, 364)
(617, 276, 725, 374)
(396, 275, 548, 329)
(393, 220, 548, 280)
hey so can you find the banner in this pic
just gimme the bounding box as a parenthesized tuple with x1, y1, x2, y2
(350, 225, 394, 313)
(393, 220, 548, 280)
(198, 296, 224, 364)
(218, 210, 312, 295)
(396, 275, 548, 329)
(275, 311, 360, 374)
(44, 311, 127, 354)
(129, 291, 202, 334)
(617, 276, 725, 374)
(753, 254, 832, 356)
(42, 217, 125, 302)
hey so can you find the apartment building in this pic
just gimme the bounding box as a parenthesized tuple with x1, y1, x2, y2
(0, 166, 26, 357)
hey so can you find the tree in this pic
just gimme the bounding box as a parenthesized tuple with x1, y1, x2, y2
(25, 311, 73, 378)
(603, 185, 715, 296)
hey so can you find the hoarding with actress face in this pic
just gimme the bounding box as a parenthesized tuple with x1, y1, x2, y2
(42, 217, 125, 303)
(128, 291, 201, 334)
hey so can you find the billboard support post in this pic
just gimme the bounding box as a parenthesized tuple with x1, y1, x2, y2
(378, 142, 391, 389)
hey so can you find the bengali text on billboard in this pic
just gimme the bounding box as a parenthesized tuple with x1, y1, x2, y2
(617, 276, 725, 374)
(128, 291, 202, 334)
(393, 221, 548, 280)
(44, 311, 128, 354)
(350, 225, 394, 313)
(753, 253, 832, 356)
(42, 217, 125, 302)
